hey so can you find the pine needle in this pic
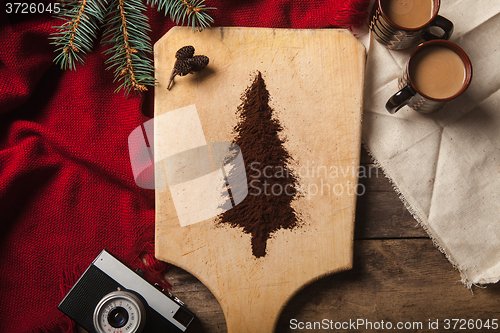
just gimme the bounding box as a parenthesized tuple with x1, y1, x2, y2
(148, 0, 215, 31)
(51, 0, 106, 70)
(102, 0, 156, 96)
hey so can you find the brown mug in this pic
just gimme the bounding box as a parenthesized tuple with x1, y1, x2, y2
(370, 0, 454, 50)
(386, 40, 472, 114)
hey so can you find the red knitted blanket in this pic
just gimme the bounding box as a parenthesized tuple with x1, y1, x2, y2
(0, 1, 369, 331)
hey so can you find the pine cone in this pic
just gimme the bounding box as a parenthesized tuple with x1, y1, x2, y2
(168, 48, 209, 90)
(175, 46, 195, 60)
(187, 55, 209, 72)
(173, 59, 193, 77)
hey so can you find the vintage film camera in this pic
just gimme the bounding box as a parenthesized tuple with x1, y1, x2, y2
(58, 250, 194, 333)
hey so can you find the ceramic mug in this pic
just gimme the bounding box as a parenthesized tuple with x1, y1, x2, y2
(369, 0, 454, 50)
(386, 40, 472, 114)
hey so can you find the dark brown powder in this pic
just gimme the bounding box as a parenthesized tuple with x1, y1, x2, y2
(218, 71, 301, 258)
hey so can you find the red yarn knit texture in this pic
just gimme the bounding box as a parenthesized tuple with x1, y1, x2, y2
(0, 1, 369, 332)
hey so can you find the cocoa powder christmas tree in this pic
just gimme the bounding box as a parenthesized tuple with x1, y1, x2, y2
(219, 71, 301, 258)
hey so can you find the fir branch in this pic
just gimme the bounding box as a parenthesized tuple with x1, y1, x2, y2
(51, 0, 216, 96)
(102, 0, 156, 95)
(148, 0, 215, 31)
(51, 0, 106, 70)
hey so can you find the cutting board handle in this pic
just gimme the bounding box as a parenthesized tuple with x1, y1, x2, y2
(221, 287, 284, 333)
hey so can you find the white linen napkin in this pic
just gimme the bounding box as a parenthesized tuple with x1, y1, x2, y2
(360, 0, 500, 287)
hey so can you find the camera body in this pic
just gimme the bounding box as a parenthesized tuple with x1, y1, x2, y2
(58, 250, 194, 333)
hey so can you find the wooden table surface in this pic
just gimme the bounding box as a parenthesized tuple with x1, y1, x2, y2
(165, 146, 500, 333)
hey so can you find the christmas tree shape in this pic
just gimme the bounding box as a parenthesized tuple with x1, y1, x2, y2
(218, 71, 301, 258)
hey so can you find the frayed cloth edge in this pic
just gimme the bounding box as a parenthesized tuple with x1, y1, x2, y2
(361, 141, 481, 289)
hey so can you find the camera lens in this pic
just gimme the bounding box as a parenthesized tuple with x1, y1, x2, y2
(108, 307, 129, 328)
(94, 290, 146, 333)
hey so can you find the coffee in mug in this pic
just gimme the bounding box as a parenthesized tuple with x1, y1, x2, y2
(382, 0, 434, 29)
(370, 0, 454, 50)
(386, 40, 472, 114)
(410, 45, 466, 99)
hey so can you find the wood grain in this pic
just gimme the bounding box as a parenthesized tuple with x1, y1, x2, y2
(154, 27, 365, 332)
(168, 236, 500, 333)
(164, 163, 499, 333)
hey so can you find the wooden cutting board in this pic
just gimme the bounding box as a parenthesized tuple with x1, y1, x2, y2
(154, 27, 365, 333)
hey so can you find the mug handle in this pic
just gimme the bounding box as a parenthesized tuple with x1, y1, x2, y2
(386, 85, 416, 114)
(422, 15, 454, 41)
